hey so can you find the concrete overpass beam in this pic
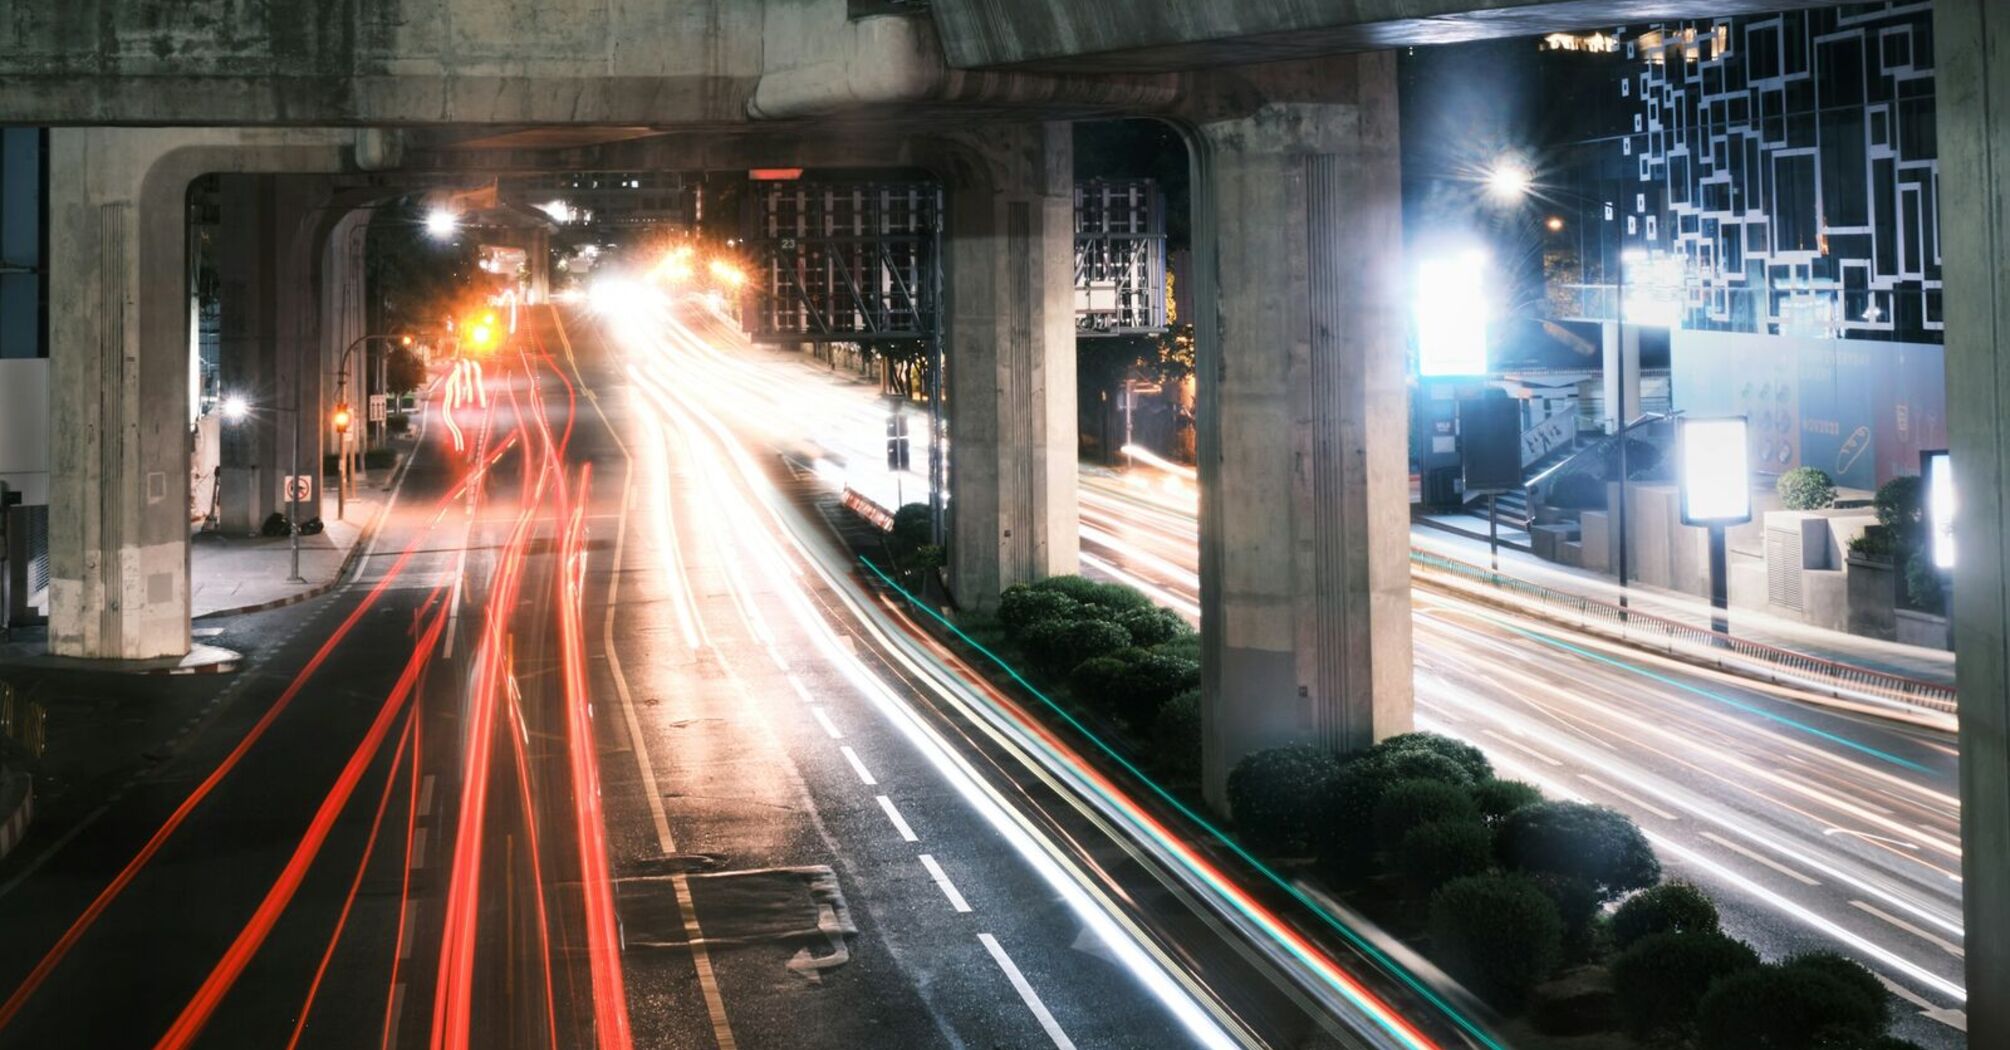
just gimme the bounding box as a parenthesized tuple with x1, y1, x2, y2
(46, 128, 350, 661)
(1185, 55, 1414, 807)
(1935, 0, 2010, 1040)
(940, 123, 1081, 610)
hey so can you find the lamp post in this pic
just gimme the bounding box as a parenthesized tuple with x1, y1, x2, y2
(220, 394, 308, 584)
(332, 332, 413, 517)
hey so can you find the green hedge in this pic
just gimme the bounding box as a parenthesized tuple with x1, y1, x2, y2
(1696, 962, 1888, 1050)
(1373, 779, 1480, 853)
(1117, 605, 1191, 647)
(997, 586, 1083, 634)
(1029, 574, 1153, 614)
(1150, 689, 1201, 779)
(1471, 779, 1544, 825)
(1612, 881, 1719, 949)
(1316, 748, 1475, 877)
(1227, 746, 1345, 854)
(1776, 467, 1837, 510)
(1498, 801, 1660, 903)
(1374, 732, 1494, 781)
(1397, 819, 1495, 897)
(1427, 873, 1563, 1010)
(1609, 931, 1759, 1037)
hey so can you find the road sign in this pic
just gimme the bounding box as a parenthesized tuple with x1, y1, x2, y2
(369, 394, 388, 423)
(282, 475, 313, 502)
(1459, 398, 1523, 494)
(885, 413, 910, 471)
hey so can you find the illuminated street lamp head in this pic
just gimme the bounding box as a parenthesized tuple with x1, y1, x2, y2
(1485, 159, 1534, 203)
(400, 334, 414, 347)
(708, 258, 745, 288)
(425, 208, 459, 239)
(332, 403, 353, 433)
(1545, 215, 1565, 232)
(221, 394, 250, 422)
(468, 323, 496, 352)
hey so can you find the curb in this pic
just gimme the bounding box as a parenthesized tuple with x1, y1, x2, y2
(0, 769, 32, 864)
(193, 459, 402, 623)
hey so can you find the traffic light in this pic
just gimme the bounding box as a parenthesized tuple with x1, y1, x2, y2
(400, 334, 414, 347)
(332, 402, 353, 433)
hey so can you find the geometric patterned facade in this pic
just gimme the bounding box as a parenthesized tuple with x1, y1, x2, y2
(1628, 3, 1941, 343)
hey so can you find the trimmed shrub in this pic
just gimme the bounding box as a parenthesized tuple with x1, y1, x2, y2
(1068, 656, 1132, 708)
(1110, 650, 1200, 727)
(1874, 475, 1925, 547)
(1427, 873, 1564, 1010)
(1153, 632, 1201, 664)
(1777, 467, 1838, 510)
(1117, 605, 1191, 648)
(1372, 732, 1493, 782)
(1030, 575, 1153, 614)
(1025, 618, 1131, 676)
(1318, 749, 1476, 877)
(1695, 963, 1887, 1050)
(1904, 550, 1944, 612)
(1782, 952, 1890, 1034)
(1612, 881, 1719, 949)
(1374, 779, 1481, 852)
(892, 502, 932, 550)
(997, 586, 1082, 635)
(1397, 819, 1495, 897)
(1016, 617, 1080, 675)
(1498, 801, 1660, 903)
(1472, 779, 1545, 825)
(1811, 1034, 1928, 1050)
(1151, 689, 1201, 779)
(1530, 872, 1606, 962)
(1228, 746, 1345, 854)
(1610, 931, 1761, 1037)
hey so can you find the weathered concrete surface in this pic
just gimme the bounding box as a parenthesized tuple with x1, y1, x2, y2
(937, 124, 1081, 610)
(928, 0, 1838, 72)
(1184, 56, 1413, 807)
(1934, 0, 2010, 1039)
(47, 129, 354, 660)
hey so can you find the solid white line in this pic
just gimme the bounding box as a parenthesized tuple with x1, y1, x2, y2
(876, 795, 919, 842)
(409, 826, 429, 871)
(919, 854, 972, 913)
(840, 745, 877, 786)
(1698, 831, 1822, 886)
(1481, 728, 1565, 766)
(1578, 774, 1680, 821)
(810, 706, 843, 740)
(1851, 900, 1965, 957)
(978, 932, 1077, 1050)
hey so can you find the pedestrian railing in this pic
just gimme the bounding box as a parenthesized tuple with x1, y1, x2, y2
(1409, 548, 1959, 721)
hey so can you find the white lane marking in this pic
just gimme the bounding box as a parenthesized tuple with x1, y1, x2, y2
(810, 706, 843, 740)
(978, 932, 1077, 1050)
(409, 826, 429, 871)
(442, 544, 469, 659)
(787, 673, 818, 705)
(1481, 728, 1565, 766)
(1578, 774, 1680, 821)
(385, 982, 405, 1045)
(876, 795, 919, 842)
(839, 745, 877, 786)
(399, 901, 420, 959)
(918, 854, 972, 913)
(1698, 831, 1822, 886)
(1851, 900, 1966, 957)
(417, 774, 436, 818)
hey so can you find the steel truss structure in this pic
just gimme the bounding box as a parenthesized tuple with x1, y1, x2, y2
(746, 181, 941, 343)
(1074, 178, 1167, 336)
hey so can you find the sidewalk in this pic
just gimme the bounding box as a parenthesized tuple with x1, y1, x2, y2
(189, 490, 383, 618)
(1409, 524, 1957, 687)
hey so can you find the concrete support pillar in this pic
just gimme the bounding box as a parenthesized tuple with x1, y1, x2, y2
(939, 123, 1080, 610)
(527, 226, 551, 304)
(1933, 0, 2010, 1037)
(322, 210, 371, 463)
(46, 128, 350, 660)
(1184, 55, 1414, 807)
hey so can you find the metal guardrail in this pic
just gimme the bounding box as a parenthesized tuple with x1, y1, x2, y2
(1410, 548, 1959, 719)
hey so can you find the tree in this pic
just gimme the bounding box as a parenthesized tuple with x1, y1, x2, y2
(384, 346, 427, 395)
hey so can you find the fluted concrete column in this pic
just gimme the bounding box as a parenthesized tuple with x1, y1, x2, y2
(938, 123, 1080, 610)
(1185, 55, 1414, 806)
(1934, 0, 2010, 1039)
(46, 128, 350, 660)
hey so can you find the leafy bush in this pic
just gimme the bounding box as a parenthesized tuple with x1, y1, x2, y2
(997, 586, 1083, 635)
(1427, 873, 1563, 1010)
(892, 502, 933, 550)
(1530, 872, 1606, 962)
(1228, 746, 1345, 854)
(1372, 732, 1493, 782)
(1397, 819, 1495, 897)
(1610, 931, 1760, 1037)
(1810, 1034, 1927, 1050)
(1117, 605, 1191, 648)
(386, 412, 411, 434)
(1847, 525, 1897, 562)
(1153, 632, 1201, 664)
(1471, 779, 1544, 825)
(1547, 472, 1607, 510)
(1498, 801, 1660, 903)
(1030, 575, 1153, 614)
(1374, 779, 1481, 852)
(1110, 650, 1200, 727)
(1873, 475, 1925, 548)
(1612, 881, 1719, 948)
(1068, 656, 1132, 708)
(1903, 551, 1944, 613)
(1777, 467, 1837, 510)
(1016, 617, 1084, 675)
(1151, 689, 1201, 779)
(1318, 749, 1476, 877)
(1782, 952, 1890, 1034)
(1696, 963, 1888, 1050)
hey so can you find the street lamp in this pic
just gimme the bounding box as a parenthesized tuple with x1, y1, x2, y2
(425, 208, 459, 240)
(1485, 159, 1534, 203)
(332, 332, 420, 518)
(218, 393, 309, 584)
(1677, 416, 1752, 638)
